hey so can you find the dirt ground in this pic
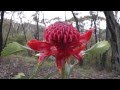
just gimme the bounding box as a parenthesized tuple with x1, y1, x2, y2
(0, 55, 120, 79)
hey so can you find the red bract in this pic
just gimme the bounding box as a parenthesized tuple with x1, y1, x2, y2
(27, 21, 95, 72)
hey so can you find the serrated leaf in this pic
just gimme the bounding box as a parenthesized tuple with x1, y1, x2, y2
(13, 72, 25, 79)
(1, 42, 25, 56)
(85, 40, 110, 55)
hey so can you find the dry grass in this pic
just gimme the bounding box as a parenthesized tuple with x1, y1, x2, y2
(0, 55, 120, 79)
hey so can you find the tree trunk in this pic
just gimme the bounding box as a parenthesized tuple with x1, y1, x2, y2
(4, 12, 14, 48)
(98, 28, 101, 41)
(101, 26, 111, 70)
(104, 11, 120, 73)
(71, 11, 79, 32)
(65, 11, 66, 22)
(36, 20, 39, 40)
(0, 11, 5, 56)
(41, 11, 46, 27)
(21, 23, 27, 42)
(93, 15, 98, 43)
(18, 12, 27, 43)
(90, 11, 98, 43)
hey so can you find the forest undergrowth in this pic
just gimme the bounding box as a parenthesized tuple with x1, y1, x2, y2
(0, 55, 120, 79)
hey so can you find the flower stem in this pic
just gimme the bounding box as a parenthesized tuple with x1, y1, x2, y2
(61, 64, 68, 79)
(61, 69, 66, 79)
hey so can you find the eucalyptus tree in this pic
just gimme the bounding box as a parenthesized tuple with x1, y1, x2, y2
(0, 11, 5, 55)
(104, 11, 120, 73)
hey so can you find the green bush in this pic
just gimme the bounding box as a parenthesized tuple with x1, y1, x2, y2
(82, 48, 112, 71)
(6, 34, 26, 45)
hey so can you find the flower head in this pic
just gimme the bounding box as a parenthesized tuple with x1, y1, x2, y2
(27, 21, 94, 72)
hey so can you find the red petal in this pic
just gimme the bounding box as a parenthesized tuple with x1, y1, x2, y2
(73, 54, 83, 62)
(38, 47, 57, 63)
(38, 53, 51, 63)
(79, 28, 95, 44)
(71, 44, 86, 55)
(27, 39, 51, 51)
(70, 44, 86, 62)
(74, 44, 86, 54)
(38, 53, 46, 63)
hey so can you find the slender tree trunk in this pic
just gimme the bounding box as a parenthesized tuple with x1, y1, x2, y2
(91, 12, 99, 68)
(98, 20, 101, 41)
(90, 11, 98, 43)
(71, 11, 79, 32)
(34, 20, 39, 40)
(101, 26, 110, 70)
(41, 11, 46, 27)
(93, 15, 98, 43)
(18, 12, 27, 43)
(0, 11, 4, 56)
(36, 20, 39, 40)
(98, 28, 101, 41)
(90, 19, 93, 28)
(4, 12, 14, 47)
(16, 23, 20, 34)
(21, 23, 27, 42)
(19, 18, 27, 42)
(104, 11, 120, 73)
(94, 22, 97, 43)
(65, 11, 66, 22)
(71, 11, 84, 65)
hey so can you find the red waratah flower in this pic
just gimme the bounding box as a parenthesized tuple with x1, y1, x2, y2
(27, 21, 95, 72)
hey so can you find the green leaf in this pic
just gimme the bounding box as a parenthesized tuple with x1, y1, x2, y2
(1, 42, 25, 56)
(12, 72, 25, 79)
(61, 62, 74, 79)
(65, 62, 74, 77)
(85, 40, 110, 55)
(21, 46, 32, 51)
(1, 42, 33, 57)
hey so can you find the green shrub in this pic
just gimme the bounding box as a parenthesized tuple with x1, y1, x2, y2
(6, 34, 26, 45)
(82, 48, 112, 71)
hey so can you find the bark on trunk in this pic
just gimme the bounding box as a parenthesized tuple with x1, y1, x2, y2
(101, 26, 111, 70)
(104, 11, 120, 73)
(36, 19, 39, 40)
(0, 11, 4, 56)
